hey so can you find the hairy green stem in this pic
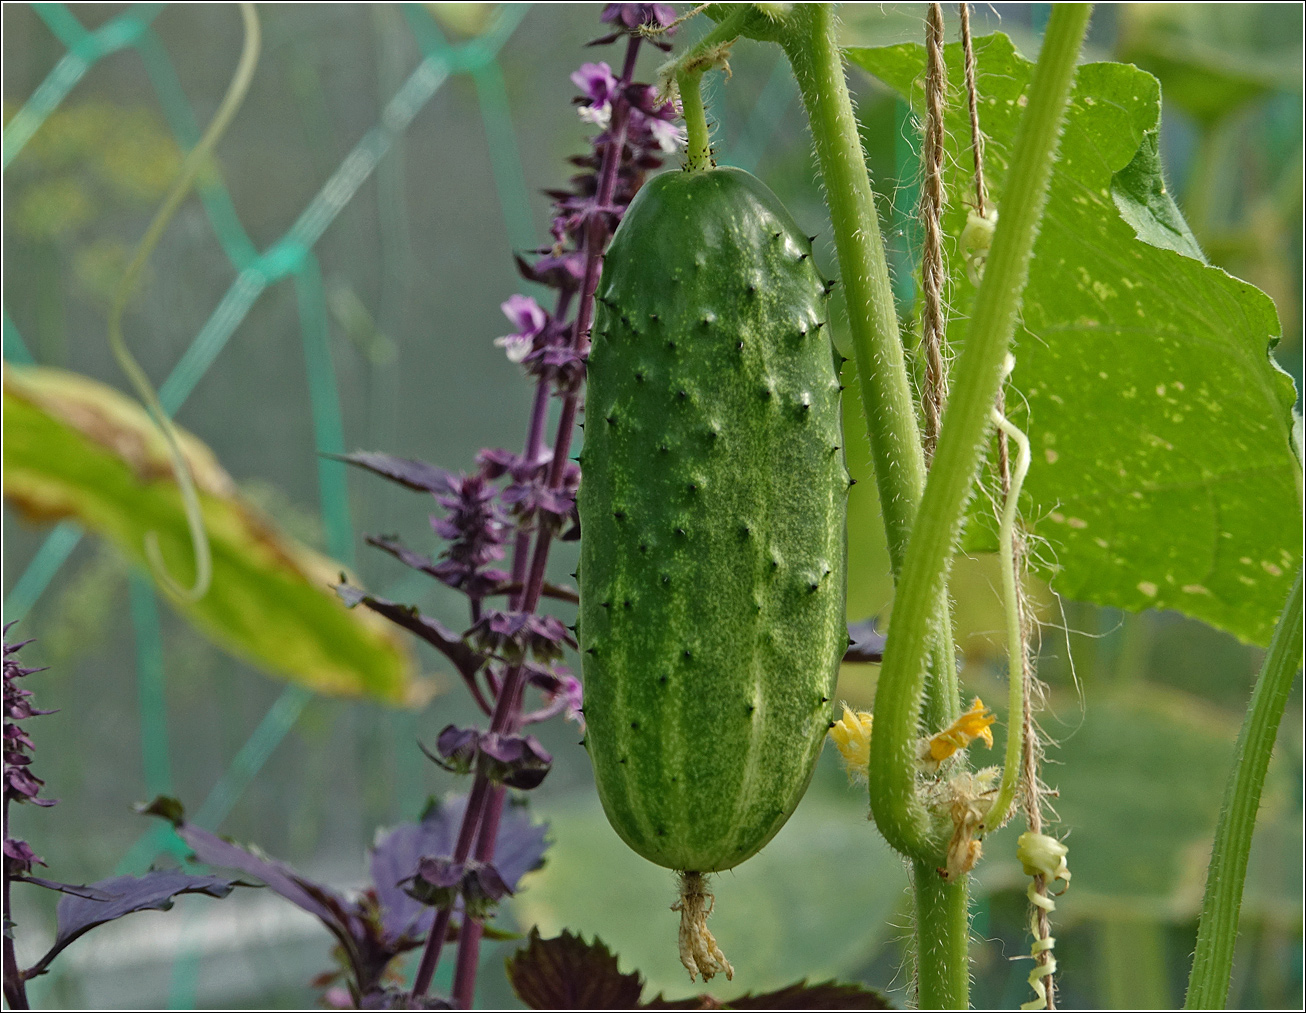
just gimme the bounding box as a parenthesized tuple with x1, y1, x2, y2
(988, 406, 1031, 829)
(780, 5, 926, 578)
(867, 1, 1089, 871)
(678, 69, 712, 171)
(782, 1, 960, 865)
(1185, 567, 1303, 1009)
(661, 5, 758, 173)
(913, 861, 971, 1009)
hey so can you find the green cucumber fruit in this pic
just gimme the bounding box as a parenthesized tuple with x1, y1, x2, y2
(578, 166, 848, 873)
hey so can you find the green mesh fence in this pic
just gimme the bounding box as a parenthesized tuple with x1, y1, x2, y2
(2, 5, 799, 1005)
(2, 5, 529, 1003)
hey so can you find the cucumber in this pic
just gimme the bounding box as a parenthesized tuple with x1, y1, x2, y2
(578, 166, 848, 874)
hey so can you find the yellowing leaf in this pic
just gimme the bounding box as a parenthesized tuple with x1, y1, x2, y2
(3, 364, 425, 704)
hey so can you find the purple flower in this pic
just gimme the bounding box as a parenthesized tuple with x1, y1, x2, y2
(644, 116, 686, 154)
(423, 725, 482, 776)
(594, 4, 679, 47)
(470, 610, 574, 664)
(478, 734, 553, 791)
(525, 671, 585, 732)
(3, 837, 44, 872)
(571, 61, 619, 130)
(459, 862, 511, 917)
(494, 295, 549, 364)
(406, 857, 465, 910)
(405, 858, 513, 919)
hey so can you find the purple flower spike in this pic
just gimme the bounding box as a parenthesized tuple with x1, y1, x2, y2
(5, 625, 55, 877)
(348, 10, 680, 1002)
(425, 472, 511, 599)
(495, 294, 549, 364)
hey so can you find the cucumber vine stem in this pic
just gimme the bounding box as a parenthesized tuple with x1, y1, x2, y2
(781, 2, 960, 869)
(867, 0, 1089, 885)
(780, 5, 974, 1004)
(914, 860, 972, 1009)
(1185, 566, 1303, 1010)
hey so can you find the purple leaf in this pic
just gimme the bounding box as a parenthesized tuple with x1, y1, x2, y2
(678, 980, 893, 1010)
(140, 798, 406, 998)
(26, 870, 242, 979)
(11, 875, 117, 901)
(370, 794, 548, 946)
(334, 452, 455, 495)
(506, 929, 645, 1010)
(334, 583, 483, 680)
(139, 797, 358, 941)
(365, 535, 443, 581)
(506, 931, 892, 1011)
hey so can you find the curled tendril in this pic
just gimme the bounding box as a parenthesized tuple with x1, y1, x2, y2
(1021, 889, 1058, 1012)
(985, 368, 1034, 829)
(1017, 831, 1071, 1010)
(107, 3, 261, 601)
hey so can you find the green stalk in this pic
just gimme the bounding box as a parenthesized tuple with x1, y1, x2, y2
(678, 69, 711, 171)
(1185, 567, 1303, 1010)
(661, 5, 758, 174)
(781, 1, 960, 864)
(913, 862, 971, 1009)
(780, 5, 927, 579)
(867, 0, 1090, 875)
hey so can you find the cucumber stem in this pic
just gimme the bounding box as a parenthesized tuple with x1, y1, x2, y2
(914, 860, 971, 1009)
(782, 1, 958, 866)
(780, 5, 927, 579)
(678, 68, 712, 171)
(866, 0, 1089, 869)
(1185, 566, 1303, 1010)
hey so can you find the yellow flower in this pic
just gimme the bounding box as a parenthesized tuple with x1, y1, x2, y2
(828, 703, 873, 782)
(922, 697, 996, 766)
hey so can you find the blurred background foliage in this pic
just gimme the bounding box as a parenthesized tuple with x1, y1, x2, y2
(2, 3, 1301, 1009)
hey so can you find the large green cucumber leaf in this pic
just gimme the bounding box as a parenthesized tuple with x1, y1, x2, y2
(849, 34, 1301, 646)
(3, 363, 424, 704)
(513, 755, 903, 1002)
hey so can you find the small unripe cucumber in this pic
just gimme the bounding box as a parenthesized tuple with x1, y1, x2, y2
(578, 167, 848, 873)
